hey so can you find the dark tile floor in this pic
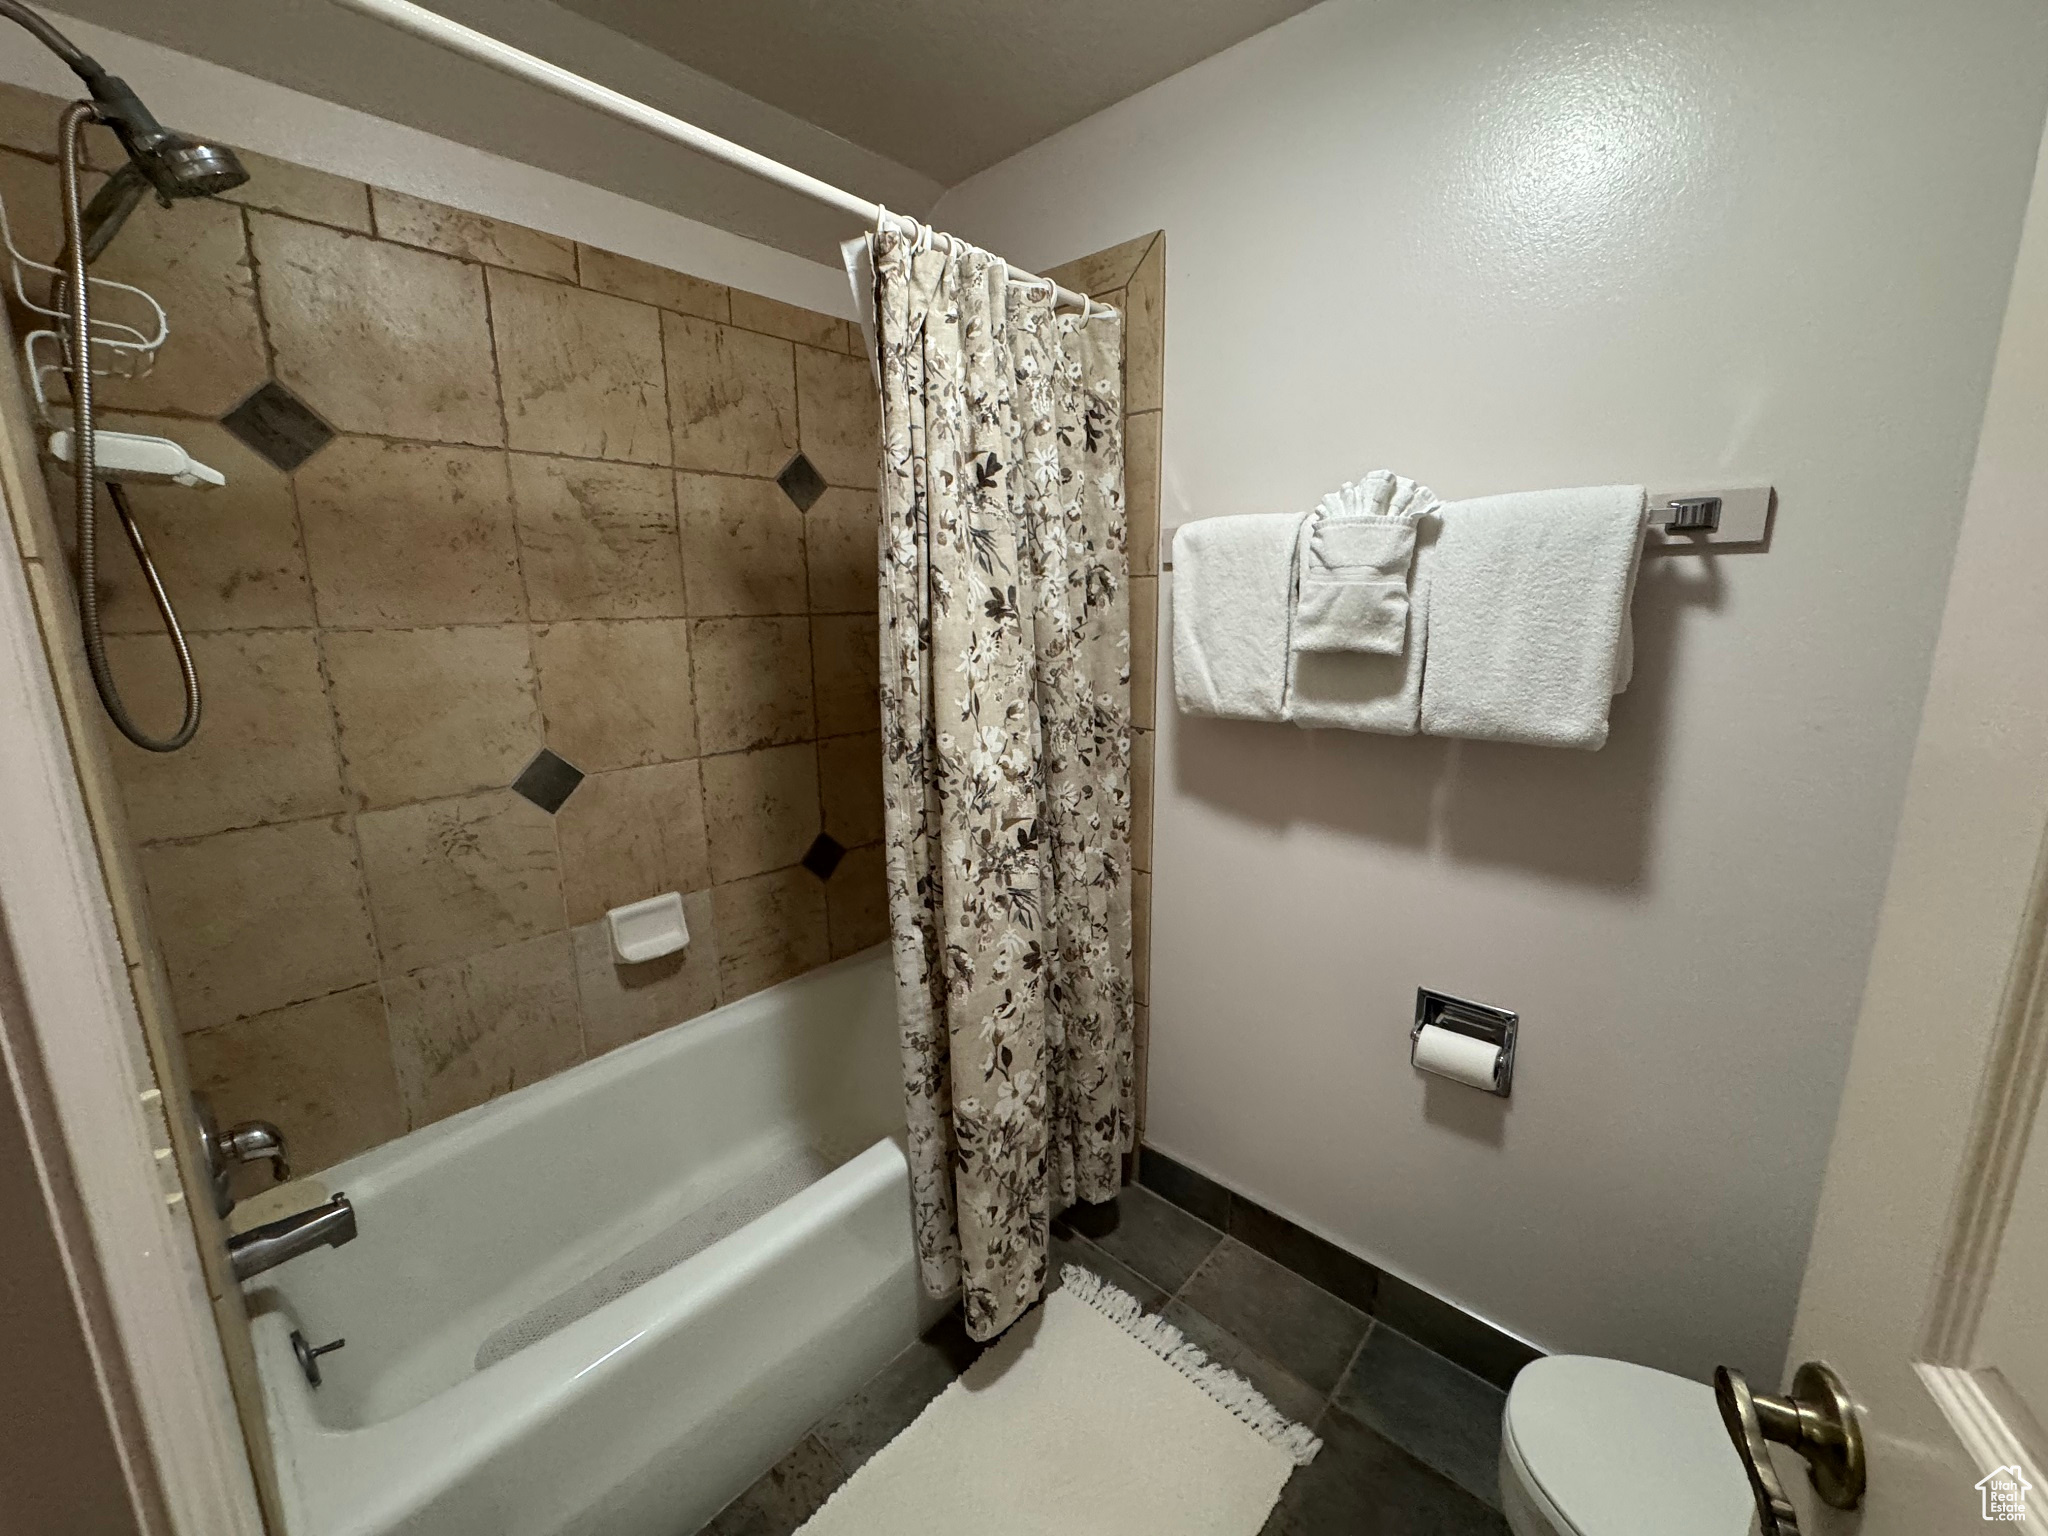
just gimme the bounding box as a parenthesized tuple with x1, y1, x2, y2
(698, 1184, 1510, 1534)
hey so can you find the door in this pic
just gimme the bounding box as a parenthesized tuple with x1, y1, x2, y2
(1757, 105, 2048, 1533)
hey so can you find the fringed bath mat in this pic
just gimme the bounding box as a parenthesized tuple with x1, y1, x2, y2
(797, 1266, 1320, 1536)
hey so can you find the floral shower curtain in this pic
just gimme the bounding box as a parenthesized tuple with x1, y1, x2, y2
(872, 223, 1135, 1340)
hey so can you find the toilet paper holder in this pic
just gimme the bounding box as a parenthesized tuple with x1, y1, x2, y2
(1412, 989, 1518, 1098)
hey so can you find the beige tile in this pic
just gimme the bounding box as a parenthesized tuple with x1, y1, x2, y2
(534, 619, 695, 770)
(184, 985, 404, 1174)
(489, 269, 668, 464)
(0, 147, 73, 276)
(576, 244, 727, 319)
(1130, 575, 1157, 729)
(571, 892, 719, 1056)
(512, 455, 682, 620)
(384, 931, 581, 1126)
(1133, 869, 1151, 1007)
(810, 613, 878, 738)
(68, 412, 312, 632)
(1125, 236, 1164, 414)
(804, 487, 878, 613)
(89, 196, 267, 418)
(713, 867, 828, 1002)
(325, 627, 540, 809)
(141, 817, 377, 1030)
(692, 617, 813, 753)
(250, 212, 501, 445)
(357, 790, 563, 975)
(664, 314, 797, 477)
(819, 732, 883, 849)
(371, 187, 577, 279)
(1126, 410, 1161, 578)
(1132, 727, 1154, 873)
(1042, 232, 1158, 299)
(298, 437, 522, 627)
(0, 80, 118, 165)
(219, 149, 371, 231)
(107, 630, 345, 841)
(730, 289, 843, 349)
(795, 345, 878, 490)
(701, 743, 820, 884)
(676, 471, 805, 616)
(556, 760, 710, 925)
(826, 843, 889, 959)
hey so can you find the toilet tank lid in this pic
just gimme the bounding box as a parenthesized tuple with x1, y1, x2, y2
(1503, 1355, 1755, 1536)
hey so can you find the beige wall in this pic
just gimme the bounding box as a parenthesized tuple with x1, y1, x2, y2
(935, 0, 2048, 1380)
(1, 81, 886, 1178)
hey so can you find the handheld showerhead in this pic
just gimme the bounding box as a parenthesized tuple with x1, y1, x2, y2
(0, 0, 248, 256)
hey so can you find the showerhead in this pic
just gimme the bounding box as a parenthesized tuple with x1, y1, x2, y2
(0, 0, 249, 257)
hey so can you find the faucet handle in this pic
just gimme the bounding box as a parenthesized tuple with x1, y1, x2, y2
(225, 1120, 292, 1183)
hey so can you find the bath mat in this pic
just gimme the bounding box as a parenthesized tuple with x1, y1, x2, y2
(796, 1266, 1319, 1536)
(474, 1143, 835, 1370)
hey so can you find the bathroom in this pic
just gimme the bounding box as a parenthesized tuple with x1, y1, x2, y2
(1, 0, 2045, 1532)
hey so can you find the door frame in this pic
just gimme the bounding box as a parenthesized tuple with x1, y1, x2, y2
(0, 457, 264, 1531)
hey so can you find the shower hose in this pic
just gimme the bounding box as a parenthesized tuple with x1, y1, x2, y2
(57, 98, 200, 752)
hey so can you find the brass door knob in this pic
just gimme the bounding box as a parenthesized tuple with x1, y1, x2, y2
(1713, 1361, 1866, 1536)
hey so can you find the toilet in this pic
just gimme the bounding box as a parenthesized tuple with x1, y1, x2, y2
(1498, 1355, 1757, 1535)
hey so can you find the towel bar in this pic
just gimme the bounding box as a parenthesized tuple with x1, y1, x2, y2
(1160, 484, 1772, 569)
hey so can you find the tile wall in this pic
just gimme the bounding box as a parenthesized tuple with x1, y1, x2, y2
(0, 82, 887, 1177)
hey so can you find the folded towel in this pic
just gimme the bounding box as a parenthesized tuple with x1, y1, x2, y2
(1419, 485, 1646, 751)
(1172, 512, 1313, 722)
(1287, 515, 1438, 735)
(1292, 472, 1443, 657)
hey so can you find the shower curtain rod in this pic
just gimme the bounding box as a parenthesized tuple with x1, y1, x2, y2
(326, 0, 1097, 310)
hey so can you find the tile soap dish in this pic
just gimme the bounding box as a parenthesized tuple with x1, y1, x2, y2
(608, 892, 688, 964)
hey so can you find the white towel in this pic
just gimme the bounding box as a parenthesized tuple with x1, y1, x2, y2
(1172, 512, 1312, 722)
(1292, 472, 1442, 657)
(1419, 485, 1646, 750)
(1286, 515, 1437, 735)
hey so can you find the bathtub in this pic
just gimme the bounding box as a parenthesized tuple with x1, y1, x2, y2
(244, 945, 940, 1536)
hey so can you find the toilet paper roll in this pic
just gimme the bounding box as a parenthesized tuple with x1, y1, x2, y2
(1413, 1024, 1503, 1092)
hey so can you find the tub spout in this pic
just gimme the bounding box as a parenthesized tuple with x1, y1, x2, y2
(229, 1193, 356, 1282)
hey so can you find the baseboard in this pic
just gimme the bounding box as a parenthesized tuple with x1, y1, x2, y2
(1137, 1145, 1542, 1391)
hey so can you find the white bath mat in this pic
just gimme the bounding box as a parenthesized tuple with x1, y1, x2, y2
(474, 1143, 835, 1370)
(797, 1266, 1320, 1536)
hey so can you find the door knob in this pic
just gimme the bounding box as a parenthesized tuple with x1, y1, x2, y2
(1713, 1360, 1866, 1536)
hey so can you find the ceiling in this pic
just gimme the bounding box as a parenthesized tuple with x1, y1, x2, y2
(552, 0, 1323, 184)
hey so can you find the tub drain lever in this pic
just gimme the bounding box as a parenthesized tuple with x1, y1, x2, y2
(291, 1330, 346, 1388)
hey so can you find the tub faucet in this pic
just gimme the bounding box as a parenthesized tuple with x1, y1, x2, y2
(228, 1194, 356, 1282)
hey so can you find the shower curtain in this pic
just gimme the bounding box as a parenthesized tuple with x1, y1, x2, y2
(872, 223, 1135, 1340)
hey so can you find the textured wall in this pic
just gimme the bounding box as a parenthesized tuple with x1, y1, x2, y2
(935, 0, 2048, 1380)
(1, 80, 886, 1176)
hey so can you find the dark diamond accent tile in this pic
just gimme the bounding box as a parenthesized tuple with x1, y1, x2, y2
(1136, 1143, 1232, 1229)
(1048, 1230, 1171, 1314)
(1056, 1184, 1222, 1295)
(1229, 1194, 1381, 1313)
(1159, 1299, 1327, 1429)
(510, 748, 584, 814)
(810, 1313, 981, 1473)
(777, 452, 827, 512)
(220, 381, 334, 472)
(1372, 1275, 1541, 1392)
(701, 1433, 847, 1536)
(1177, 1238, 1369, 1395)
(1260, 1406, 1508, 1536)
(1335, 1324, 1507, 1509)
(801, 832, 845, 879)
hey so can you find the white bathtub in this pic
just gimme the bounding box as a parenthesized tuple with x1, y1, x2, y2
(245, 946, 939, 1536)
